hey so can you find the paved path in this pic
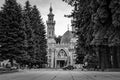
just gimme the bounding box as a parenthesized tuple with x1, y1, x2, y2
(0, 69, 120, 80)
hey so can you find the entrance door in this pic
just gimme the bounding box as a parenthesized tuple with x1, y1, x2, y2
(57, 60, 66, 68)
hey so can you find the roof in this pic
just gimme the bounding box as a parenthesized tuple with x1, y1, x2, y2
(61, 30, 73, 44)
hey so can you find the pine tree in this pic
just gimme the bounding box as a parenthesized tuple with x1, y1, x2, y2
(0, 11, 3, 61)
(64, 0, 96, 64)
(23, 0, 35, 67)
(0, 0, 25, 66)
(31, 5, 47, 67)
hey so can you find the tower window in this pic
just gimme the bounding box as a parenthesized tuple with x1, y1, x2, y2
(49, 32, 51, 36)
(49, 18, 52, 21)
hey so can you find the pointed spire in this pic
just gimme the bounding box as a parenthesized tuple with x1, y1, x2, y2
(50, 3, 52, 13)
(50, 3, 52, 7)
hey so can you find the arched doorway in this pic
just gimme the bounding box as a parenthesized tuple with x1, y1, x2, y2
(56, 49, 68, 68)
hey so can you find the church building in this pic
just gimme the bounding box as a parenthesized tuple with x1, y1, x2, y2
(46, 5, 77, 68)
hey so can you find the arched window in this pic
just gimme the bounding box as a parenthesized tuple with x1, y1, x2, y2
(58, 49, 67, 58)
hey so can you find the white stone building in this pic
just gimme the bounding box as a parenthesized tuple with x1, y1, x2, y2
(46, 6, 77, 68)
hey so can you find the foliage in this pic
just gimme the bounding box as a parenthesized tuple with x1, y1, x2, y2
(31, 5, 47, 65)
(0, 0, 25, 65)
(63, 0, 120, 66)
(23, 0, 35, 65)
(0, 0, 47, 68)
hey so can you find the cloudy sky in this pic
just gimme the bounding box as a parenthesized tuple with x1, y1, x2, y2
(0, 0, 73, 36)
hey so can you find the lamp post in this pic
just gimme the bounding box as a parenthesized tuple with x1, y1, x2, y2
(0, 45, 2, 67)
(54, 49, 56, 68)
(0, 45, 2, 57)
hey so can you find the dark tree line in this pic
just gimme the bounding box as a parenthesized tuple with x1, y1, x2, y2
(63, 0, 120, 70)
(0, 0, 47, 68)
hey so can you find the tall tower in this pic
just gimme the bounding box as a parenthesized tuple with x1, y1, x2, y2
(46, 5, 56, 68)
(46, 5, 55, 38)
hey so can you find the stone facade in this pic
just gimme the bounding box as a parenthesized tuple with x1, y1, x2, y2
(46, 6, 77, 68)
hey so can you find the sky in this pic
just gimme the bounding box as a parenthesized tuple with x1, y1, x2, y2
(0, 0, 73, 36)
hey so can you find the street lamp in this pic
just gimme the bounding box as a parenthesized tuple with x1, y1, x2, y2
(0, 45, 1, 52)
(0, 45, 2, 67)
(54, 49, 56, 68)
